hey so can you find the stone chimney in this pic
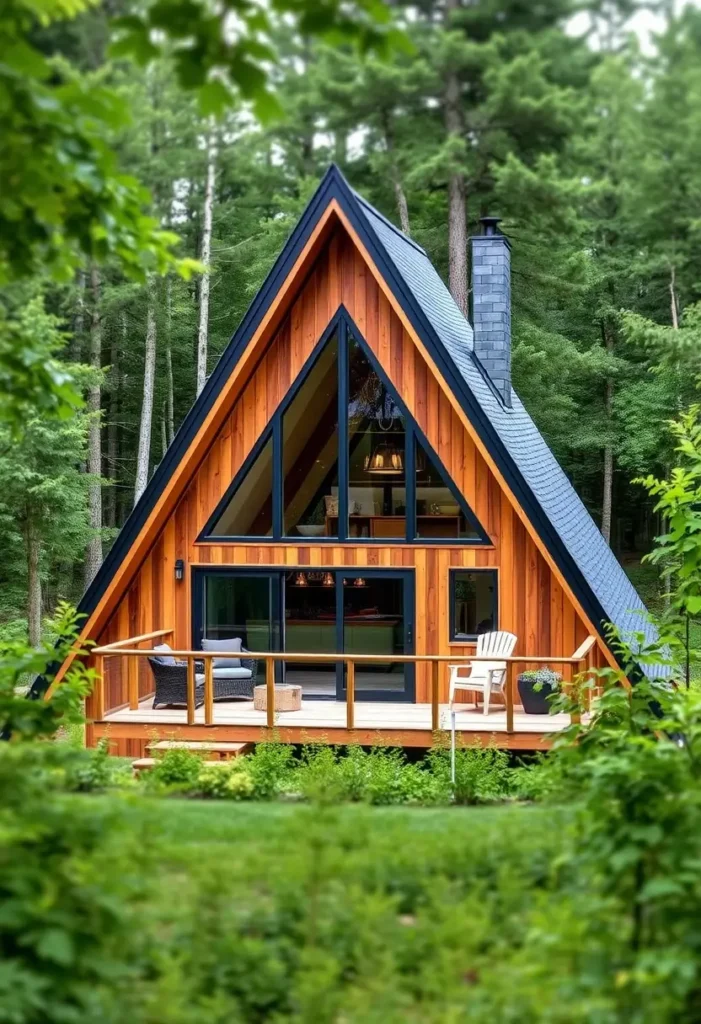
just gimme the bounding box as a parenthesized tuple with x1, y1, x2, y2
(470, 216, 512, 408)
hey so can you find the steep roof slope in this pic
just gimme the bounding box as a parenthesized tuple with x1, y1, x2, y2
(352, 189, 652, 647)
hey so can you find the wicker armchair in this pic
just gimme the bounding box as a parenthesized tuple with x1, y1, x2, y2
(206, 652, 259, 701)
(149, 658, 205, 709)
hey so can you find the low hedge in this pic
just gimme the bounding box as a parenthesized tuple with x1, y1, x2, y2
(138, 739, 548, 806)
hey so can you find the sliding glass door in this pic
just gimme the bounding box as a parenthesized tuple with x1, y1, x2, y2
(339, 571, 413, 701)
(192, 568, 414, 702)
(192, 570, 282, 686)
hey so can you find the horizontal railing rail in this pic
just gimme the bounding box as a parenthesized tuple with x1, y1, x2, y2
(92, 633, 597, 733)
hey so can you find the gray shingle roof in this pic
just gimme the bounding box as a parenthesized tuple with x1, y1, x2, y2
(352, 190, 653, 650)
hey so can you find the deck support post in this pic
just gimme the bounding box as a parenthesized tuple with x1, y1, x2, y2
(505, 662, 514, 734)
(93, 654, 105, 722)
(431, 660, 440, 733)
(346, 660, 355, 730)
(265, 657, 275, 729)
(128, 655, 139, 711)
(186, 657, 196, 726)
(204, 659, 214, 726)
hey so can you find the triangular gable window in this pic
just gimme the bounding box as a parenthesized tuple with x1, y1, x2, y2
(208, 434, 274, 537)
(200, 312, 490, 545)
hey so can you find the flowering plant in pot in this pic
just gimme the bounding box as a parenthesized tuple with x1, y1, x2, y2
(517, 668, 562, 715)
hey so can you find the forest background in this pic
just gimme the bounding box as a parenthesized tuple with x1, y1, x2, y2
(5, 0, 701, 645)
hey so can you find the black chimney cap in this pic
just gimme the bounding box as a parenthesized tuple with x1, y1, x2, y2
(480, 216, 502, 236)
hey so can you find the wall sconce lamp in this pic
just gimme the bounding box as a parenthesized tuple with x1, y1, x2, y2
(174, 559, 185, 582)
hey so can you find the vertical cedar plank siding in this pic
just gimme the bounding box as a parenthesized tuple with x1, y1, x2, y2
(89, 227, 605, 716)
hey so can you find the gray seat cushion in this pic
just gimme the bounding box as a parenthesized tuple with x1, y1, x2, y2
(151, 643, 177, 666)
(202, 636, 242, 668)
(196, 666, 253, 682)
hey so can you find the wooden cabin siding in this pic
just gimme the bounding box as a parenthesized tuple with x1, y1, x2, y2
(88, 226, 606, 718)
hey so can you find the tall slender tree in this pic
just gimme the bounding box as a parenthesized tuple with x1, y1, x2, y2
(84, 264, 103, 584)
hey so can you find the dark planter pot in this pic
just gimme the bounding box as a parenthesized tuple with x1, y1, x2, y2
(517, 676, 557, 715)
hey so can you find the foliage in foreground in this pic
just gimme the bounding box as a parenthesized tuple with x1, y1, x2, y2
(139, 737, 532, 807)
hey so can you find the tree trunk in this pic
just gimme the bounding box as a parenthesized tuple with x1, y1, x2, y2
(134, 279, 157, 505)
(161, 401, 168, 459)
(70, 269, 86, 363)
(601, 321, 614, 546)
(84, 264, 103, 587)
(105, 313, 123, 530)
(670, 263, 679, 329)
(601, 416, 613, 545)
(196, 123, 217, 397)
(443, 0, 468, 316)
(27, 516, 41, 647)
(382, 115, 411, 236)
(165, 276, 174, 446)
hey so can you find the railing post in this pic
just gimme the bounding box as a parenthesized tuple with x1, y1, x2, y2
(93, 654, 105, 721)
(204, 657, 214, 726)
(186, 656, 196, 726)
(572, 659, 584, 725)
(128, 654, 139, 710)
(505, 661, 514, 734)
(266, 656, 275, 729)
(346, 659, 355, 730)
(431, 659, 440, 733)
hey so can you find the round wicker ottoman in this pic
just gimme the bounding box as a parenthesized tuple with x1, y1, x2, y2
(254, 683, 302, 712)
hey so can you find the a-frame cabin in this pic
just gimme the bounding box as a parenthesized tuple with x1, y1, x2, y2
(50, 166, 652, 754)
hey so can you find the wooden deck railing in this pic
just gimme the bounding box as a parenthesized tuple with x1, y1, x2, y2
(92, 634, 597, 734)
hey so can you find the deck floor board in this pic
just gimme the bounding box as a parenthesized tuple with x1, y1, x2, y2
(103, 696, 572, 735)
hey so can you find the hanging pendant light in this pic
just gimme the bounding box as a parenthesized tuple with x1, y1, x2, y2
(322, 572, 335, 587)
(364, 442, 404, 475)
(353, 577, 367, 588)
(293, 572, 308, 587)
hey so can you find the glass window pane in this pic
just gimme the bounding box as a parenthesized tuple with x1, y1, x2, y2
(203, 574, 278, 684)
(283, 570, 338, 696)
(208, 437, 273, 537)
(348, 334, 406, 539)
(415, 436, 481, 540)
(343, 575, 407, 695)
(451, 570, 497, 639)
(283, 333, 339, 537)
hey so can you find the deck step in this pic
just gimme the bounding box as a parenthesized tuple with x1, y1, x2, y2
(132, 757, 157, 773)
(146, 740, 252, 759)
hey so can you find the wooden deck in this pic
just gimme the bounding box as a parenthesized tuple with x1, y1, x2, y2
(96, 696, 576, 751)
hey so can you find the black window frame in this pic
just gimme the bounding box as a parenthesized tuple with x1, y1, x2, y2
(449, 567, 499, 642)
(198, 307, 491, 546)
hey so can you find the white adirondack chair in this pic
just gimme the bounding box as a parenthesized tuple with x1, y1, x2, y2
(448, 630, 518, 716)
(446, 629, 518, 784)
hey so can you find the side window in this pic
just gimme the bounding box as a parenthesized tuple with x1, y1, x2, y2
(450, 569, 497, 641)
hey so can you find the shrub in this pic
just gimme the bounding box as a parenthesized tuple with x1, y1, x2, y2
(145, 747, 204, 789)
(63, 737, 113, 792)
(0, 743, 148, 1024)
(246, 739, 296, 799)
(426, 742, 511, 805)
(196, 760, 255, 800)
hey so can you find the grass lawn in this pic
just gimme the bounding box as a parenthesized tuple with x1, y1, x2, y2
(69, 793, 584, 1019)
(121, 793, 556, 847)
(88, 791, 567, 888)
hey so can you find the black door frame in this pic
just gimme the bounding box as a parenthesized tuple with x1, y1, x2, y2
(191, 566, 415, 703)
